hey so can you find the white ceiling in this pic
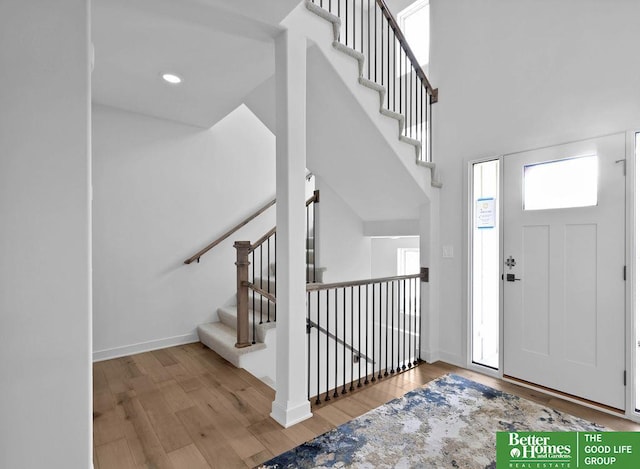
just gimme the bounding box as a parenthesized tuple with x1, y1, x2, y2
(92, 0, 299, 128)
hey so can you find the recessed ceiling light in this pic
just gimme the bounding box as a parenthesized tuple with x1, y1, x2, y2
(162, 73, 182, 84)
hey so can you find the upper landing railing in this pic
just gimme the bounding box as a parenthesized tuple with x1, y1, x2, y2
(309, 0, 438, 162)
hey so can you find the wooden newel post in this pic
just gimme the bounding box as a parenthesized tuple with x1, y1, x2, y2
(234, 241, 252, 348)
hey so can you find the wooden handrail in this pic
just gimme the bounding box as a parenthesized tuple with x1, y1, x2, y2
(306, 271, 427, 292)
(375, 0, 438, 102)
(243, 282, 277, 304)
(250, 226, 276, 253)
(184, 198, 275, 264)
(185, 191, 319, 265)
(243, 191, 319, 253)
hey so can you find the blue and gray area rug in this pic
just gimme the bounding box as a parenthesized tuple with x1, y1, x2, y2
(258, 374, 604, 468)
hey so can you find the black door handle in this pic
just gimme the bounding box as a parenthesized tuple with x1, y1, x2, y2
(505, 273, 521, 282)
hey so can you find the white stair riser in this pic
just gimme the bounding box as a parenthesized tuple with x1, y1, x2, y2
(217, 305, 275, 343)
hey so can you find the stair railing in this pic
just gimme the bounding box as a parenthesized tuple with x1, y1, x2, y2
(306, 269, 428, 404)
(184, 198, 276, 265)
(306, 190, 320, 282)
(234, 190, 320, 347)
(308, 0, 437, 162)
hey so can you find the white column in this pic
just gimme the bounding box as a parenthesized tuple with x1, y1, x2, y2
(419, 195, 440, 363)
(271, 29, 313, 428)
(0, 0, 92, 467)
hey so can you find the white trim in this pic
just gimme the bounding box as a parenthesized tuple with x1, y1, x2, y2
(468, 361, 501, 380)
(398, 0, 429, 20)
(626, 129, 638, 421)
(420, 349, 440, 364)
(465, 156, 503, 375)
(438, 350, 465, 367)
(502, 376, 627, 420)
(92, 332, 199, 362)
(271, 399, 312, 428)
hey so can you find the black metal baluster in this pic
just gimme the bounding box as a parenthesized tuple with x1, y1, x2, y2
(393, 36, 396, 113)
(387, 23, 390, 109)
(307, 291, 311, 400)
(345, 0, 349, 47)
(313, 201, 317, 283)
(402, 278, 407, 370)
(413, 277, 418, 365)
(374, 3, 378, 80)
(367, 0, 370, 80)
(334, 289, 338, 398)
(409, 69, 413, 139)
(364, 284, 369, 385)
(305, 205, 315, 283)
(252, 251, 256, 344)
(416, 279, 422, 363)
(274, 233, 277, 321)
(399, 48, 402, 116)
(410, 70, 413, 140)
(378, 282, 383, 380)
(415, 72, 418, 142)
(325, 290, 330, 401)
(357, 285, 362, 387)
(408, 277, 413, 368)
(397, 276, 406, 372)
(429, 89, 432, 162)
(404, 54, 408, 136)
(390, 280, 395, 374)
(267, 237, 271, 322)
(407, 278, 412, 368)
(423, 87, 427, 160)
(371, 283, 376, 382)
(396, 280, 401, 373)
(342, 287, 347, 394)
(350, 286, 354, 391)
(420, 87, 423, 159)
(352, 0, 355, 49)
(316, 291, 321, 405)
(384, 281, 389, 376)
(260, 244, 263, 324)
(415, 72, 418, 143)
(360, 0, 363, 54)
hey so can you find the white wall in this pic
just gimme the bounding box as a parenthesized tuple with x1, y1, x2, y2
(430, 0, 640, 364)
(371, 237, 420, 278)
(0, 1, 91, 467)
(315, 176, 372, 282)
(92, 103, 276, 359)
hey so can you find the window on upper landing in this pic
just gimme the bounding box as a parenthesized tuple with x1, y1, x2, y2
(397, 0, 430, 69)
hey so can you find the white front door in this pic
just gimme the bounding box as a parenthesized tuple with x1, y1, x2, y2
(503, 133, 626, 410)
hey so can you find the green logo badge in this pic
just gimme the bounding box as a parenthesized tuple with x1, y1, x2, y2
(497, 432, 640, 468)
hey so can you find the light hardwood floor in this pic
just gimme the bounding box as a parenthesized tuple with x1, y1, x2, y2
(93, 343, 640, 469)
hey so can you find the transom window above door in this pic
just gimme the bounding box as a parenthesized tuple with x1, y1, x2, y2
(523, 155, 598, 211)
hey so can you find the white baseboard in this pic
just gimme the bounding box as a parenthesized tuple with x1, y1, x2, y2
(420, 349, 440, 364)
(93, 332, 199, 362)
(436, 350, 465, 367)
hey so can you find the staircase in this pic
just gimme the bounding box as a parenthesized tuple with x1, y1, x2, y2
(194, 191, 322, 387)
(189, 0, 439, 389)
(301, 0, 442, 189)
(197, 282, 277, 386)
